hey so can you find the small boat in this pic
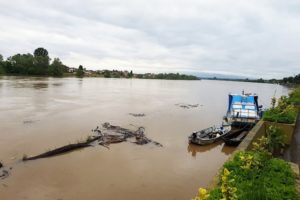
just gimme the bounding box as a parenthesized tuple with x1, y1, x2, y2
(189, 125, 231, 145)
(222, 125, 252, 146)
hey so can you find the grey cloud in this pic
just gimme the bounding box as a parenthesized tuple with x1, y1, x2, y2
(0, 0, 300, 78)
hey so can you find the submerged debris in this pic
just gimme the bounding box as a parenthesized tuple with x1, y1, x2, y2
(23, 119, 39, 124)
(175, 103, 200, 109)
(0, 162, 10, 180)
(129, 113, 146, 117)
(0, 170, 9, 180)
(23, 123, 162, 161)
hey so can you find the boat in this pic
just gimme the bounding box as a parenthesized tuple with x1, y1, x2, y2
(222, 125, 252, 146)
(225, 91, 262, 126)
(189, 124, 231, 145)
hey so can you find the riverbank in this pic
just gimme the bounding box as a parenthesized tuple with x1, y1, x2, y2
(193, 89, 300, 199)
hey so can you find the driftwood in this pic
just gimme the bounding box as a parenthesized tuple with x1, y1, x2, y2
(129, 113, 146, 117)
(22, 123, 162, 162)
(23, 136, 102, 161)
(175, 103, 200, 109)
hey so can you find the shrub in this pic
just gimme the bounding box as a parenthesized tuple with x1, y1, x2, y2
(222, 151, 298, 200)
(263, 95, 298, 124)
(288, 88, 300, 105)
(266, 126, 286, 154)
(263, 105, 297, 124)
(194, 149, 299, 200)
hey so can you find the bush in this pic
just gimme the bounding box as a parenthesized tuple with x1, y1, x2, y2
(263, 94, 298, 124)
(263, 105, 297, 124)
(194, 149, 299, 200)
(266, 126, 286, 153)
(222, 151, 298, 200)
(288, 88, 300, 105)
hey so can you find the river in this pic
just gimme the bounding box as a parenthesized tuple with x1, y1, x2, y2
(0, 76, 288, 200)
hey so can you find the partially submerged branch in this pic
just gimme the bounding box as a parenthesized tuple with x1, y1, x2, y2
(23, 123, 162, 161)
(23, 136, 102, 161)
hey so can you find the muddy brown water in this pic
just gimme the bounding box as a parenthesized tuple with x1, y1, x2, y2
(0, 76, 288, 200)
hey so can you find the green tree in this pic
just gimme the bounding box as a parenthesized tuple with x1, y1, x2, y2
(104, 70, 111, 78)
(6, 53, 34, 74)
(48, 58, 64, 77)
(0, 54, 4, 74)
(128, 70, 133, 78)
(34, 48, 48, 57)
(76, 65, 84, 77)
(33, 47, 50, 75)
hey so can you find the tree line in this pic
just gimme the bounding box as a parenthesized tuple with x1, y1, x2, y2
(0, 48, 68, 77)
(136, 73, 199, 80)
(281, 74, 300, 84)
(248, 74, 300, 85)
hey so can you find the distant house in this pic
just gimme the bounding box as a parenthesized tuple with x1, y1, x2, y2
(68, 67, 77, 73)
(84, 70, 93, 75)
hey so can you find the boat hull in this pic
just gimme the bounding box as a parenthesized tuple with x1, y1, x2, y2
(188, 125, 231, 146)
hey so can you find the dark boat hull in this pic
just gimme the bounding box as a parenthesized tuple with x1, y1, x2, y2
(189, 125, 231, 145)
(222, 126, 250, 146)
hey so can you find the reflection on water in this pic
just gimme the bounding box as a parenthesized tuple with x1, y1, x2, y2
(52, 82, 63, 87)
(0, 76, 289, 200)
(187, 141, 235, 157)
(33, 82, 48, 89)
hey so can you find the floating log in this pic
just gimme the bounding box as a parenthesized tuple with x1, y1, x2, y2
(23, 136, 102, 161)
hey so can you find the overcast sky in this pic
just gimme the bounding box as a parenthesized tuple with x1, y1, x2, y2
(0, 0, 299, 78)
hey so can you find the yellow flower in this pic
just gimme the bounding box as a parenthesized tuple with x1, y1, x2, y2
(231, 187, 237, 193)
(223, 168, 230, 176)
(198, 188, 207, 196)
(240, 155, 245, 160)
(221, 185, 227, 193)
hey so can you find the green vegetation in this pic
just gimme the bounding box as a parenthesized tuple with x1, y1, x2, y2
(48, 58, 64, 77)
(194, 135, 299, 200)
(282, 74, 300, 85)
(0, 48, 66, 77)
(288, 88, 300, 105)
(76, 65, 84, 77)
(263, 95, 298, 124)
(210, 73, 300, 85)
(248, 74, 300, 85)
(263, 105, 297, 124)
(0, 48, 198, 80)
(0, 54, 4, 74)
(95, 70, 199, 80)
(141, 72, 199, 80)
(266, 126, 286, 154)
